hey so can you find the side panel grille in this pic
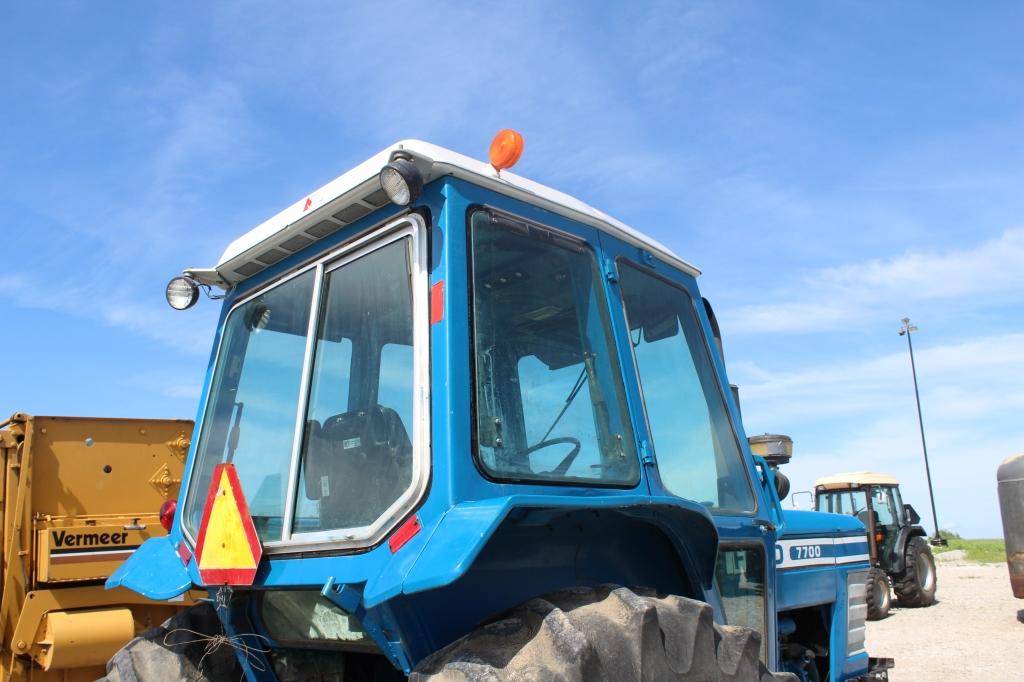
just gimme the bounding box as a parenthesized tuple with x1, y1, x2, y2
(846, 568, 868, 656)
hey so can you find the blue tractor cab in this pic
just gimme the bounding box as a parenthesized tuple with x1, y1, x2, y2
(107, 136, 891, 681)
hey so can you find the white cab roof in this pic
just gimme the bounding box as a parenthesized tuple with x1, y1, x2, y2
(814, 472, 900, 490)
(187, 140, 699, 288)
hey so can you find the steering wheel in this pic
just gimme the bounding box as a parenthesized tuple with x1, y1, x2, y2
(521, 437, 582, 476)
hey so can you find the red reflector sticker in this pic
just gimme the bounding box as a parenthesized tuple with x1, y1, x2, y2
(430, 281, 444, 325)
(177, 541, 193, 566)
(193, 463, 263, 586)
(388, 515, 422, 553)
(303, 197, 312, 211)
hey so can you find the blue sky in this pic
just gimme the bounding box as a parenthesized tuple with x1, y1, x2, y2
(2, 2, 1022, 537)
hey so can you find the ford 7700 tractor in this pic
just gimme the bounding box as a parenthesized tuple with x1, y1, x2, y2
(106, 133, 891, 681)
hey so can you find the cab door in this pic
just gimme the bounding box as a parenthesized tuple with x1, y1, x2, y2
(872, 486, 901, 570)
(595, 233, 778, 667)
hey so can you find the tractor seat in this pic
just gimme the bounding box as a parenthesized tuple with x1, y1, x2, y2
(302, 405, 412, 529)
(857, 509, 879, 530)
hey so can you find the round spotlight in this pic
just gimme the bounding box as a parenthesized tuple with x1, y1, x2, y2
(166, 276, 200, 310)
(379, 158, 423, 206)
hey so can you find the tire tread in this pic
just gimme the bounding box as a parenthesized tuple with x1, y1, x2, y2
(411, 585, 797, 681)
(893, 537, 937, 607)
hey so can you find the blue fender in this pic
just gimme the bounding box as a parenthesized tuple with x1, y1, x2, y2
(106, 535, 192, 600)
(362, 494, 719, 609)
(107, 495, 718, 618)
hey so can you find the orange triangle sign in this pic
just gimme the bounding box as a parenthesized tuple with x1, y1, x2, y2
(194, 463, 263, 585)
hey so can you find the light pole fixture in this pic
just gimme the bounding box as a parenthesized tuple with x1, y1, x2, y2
(899, 317, 946, 546)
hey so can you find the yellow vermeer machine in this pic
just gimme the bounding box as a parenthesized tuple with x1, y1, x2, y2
(0, 413, 192, 681)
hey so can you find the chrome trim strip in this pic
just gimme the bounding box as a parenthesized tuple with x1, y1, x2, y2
(281, 263, 324, 542)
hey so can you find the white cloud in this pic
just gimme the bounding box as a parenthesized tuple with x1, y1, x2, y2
(737, 332, 1024, 536)
(206, 1, 728, 202)
(721, 227, 1024, 334)
(739, 332, 1024, 419)
(0, 68, 254, 359)
(125, 369, 204, 402)
(0, 273, 217, 355)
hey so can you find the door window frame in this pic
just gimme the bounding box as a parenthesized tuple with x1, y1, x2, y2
(465, 206, 642, 489)
(179, 214, 431, 554)
(613, 257, 757, 514)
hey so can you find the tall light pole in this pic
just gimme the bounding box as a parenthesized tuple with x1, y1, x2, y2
(899, 317, 946, 546)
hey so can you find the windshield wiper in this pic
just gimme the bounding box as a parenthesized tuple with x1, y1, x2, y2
(540, 366, 588, 443)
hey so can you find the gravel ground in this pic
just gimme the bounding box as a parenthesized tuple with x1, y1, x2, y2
(865, 561, 1024, 681)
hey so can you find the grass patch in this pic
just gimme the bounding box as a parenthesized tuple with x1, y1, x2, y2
(933, 536, 1006, 563)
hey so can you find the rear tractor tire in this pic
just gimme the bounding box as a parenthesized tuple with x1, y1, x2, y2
(865, 567, 891, 620)
(410, 585, 796, 681)
(101, 602, 242, 682)
(893, 536, 937, 607)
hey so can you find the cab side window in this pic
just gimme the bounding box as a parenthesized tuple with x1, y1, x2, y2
(618, 263, 754, 511)
(715, 547, 767, 663)
(874, 488, 897, 527)
(294, 238, 416, 534)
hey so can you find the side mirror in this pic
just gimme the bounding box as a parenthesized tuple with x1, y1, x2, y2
(904, 503, 921, 525)
(791, 490, 813, 509)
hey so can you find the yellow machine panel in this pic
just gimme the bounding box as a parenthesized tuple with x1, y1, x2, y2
(34, 608, 135, 670)
(27, 415, 191, 518)
(36, 526, 155, 583)
(0, 413, 194, 682)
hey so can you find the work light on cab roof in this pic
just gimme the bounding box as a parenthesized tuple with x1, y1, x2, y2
(165, 276, 199, 310)
(380, 129, 524, 206)
(379, 153, 424, 206)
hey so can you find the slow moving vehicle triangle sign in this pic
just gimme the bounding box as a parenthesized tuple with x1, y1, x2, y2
(194, 463, 262, 585)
